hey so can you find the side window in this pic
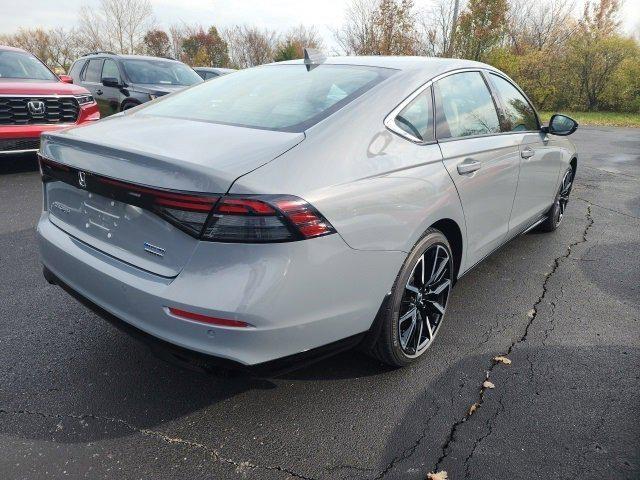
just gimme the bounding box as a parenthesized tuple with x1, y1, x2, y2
(83, 59, 103, 83)
(101, 59, 121, 82)
(490, 74, 539, 131)
(393, 87, 434, 142)
(68, 60, 86, 80)
(434, 71, 500, 139)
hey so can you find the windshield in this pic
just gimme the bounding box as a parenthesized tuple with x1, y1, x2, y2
(140, 64, 394, 132)
(0, 51, 57, 81)
(123, 59, 202, 86)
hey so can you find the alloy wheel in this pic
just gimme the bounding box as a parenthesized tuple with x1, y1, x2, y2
(398, 244, 452, 358)
(557, 168, 574, 224)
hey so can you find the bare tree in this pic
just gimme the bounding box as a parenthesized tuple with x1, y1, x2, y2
(223, 25, 277, 68)
(507, 0, 576, 53)
(334, 0, 379, 54)
(78, 0, 155, 54)
(418, 0, 458, 56)
(335, 0, 421, 55)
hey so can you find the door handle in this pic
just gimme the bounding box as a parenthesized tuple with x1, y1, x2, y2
(521, 147, 534, 159)
(96, 89, 103, 95)
(457, 159, 482, 175)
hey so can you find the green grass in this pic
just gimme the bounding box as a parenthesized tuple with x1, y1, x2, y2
(539, 111, 640, 128)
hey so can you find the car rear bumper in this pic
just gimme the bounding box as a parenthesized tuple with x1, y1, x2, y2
(37, 212, 404, 366)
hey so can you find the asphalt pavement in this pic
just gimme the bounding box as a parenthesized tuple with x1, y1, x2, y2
(0, 127, 638, 480)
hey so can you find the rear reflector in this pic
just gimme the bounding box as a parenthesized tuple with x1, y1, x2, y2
(168, 307, 252, 328)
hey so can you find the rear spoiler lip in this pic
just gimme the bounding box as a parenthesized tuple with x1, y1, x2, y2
(39, 134, 237, 194)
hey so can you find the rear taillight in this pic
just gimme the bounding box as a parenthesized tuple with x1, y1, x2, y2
(38, 155, 335, 243)
(203, 195, 336, 243)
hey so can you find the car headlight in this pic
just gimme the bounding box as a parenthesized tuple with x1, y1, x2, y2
(74, 95, 95, 105)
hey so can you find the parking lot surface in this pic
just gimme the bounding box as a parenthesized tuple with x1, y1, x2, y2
(1, 127, 638, 479)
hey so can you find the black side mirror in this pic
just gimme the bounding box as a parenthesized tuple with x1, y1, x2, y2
(544, 114, 578, 136)
(102, 77, 121, 88)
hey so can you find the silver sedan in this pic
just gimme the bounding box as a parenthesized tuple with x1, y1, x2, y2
(37, 55, 578, 371)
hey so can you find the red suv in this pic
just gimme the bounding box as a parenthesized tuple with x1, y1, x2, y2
(0, 45, 99, 156)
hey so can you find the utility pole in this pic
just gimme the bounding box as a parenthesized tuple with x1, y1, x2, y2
(447, 0, 460, 57)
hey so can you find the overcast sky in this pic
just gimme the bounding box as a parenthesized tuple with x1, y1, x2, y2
(2, 0, 638, 47)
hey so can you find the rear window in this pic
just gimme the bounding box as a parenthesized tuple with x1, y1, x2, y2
(140, 64, 395, 132)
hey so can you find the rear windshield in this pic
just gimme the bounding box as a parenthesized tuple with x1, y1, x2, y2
(123, 59, 202, 86)
(0, 51, 56, 81)
(140, 64, 395, 132)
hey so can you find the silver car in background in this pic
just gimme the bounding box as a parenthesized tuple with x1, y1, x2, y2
(37, 55, 578, 372)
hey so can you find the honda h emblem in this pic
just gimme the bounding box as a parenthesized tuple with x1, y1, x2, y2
(78, 171, 87, 188)
(27, 100, 46, 115)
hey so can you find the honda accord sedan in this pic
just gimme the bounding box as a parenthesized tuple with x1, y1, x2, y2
(37, 54, 578, 372)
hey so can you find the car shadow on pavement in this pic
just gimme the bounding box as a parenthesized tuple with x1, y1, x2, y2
(375, 344, 640, 480)
(0, 153, 38, 174)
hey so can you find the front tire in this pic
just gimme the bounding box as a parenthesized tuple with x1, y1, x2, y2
(370, 229, 453, 367)
(538, 166, 574, 232)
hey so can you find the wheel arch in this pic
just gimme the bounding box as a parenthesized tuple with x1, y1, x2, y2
(430, 218, 463, 282)
(120, 99, 141, 111)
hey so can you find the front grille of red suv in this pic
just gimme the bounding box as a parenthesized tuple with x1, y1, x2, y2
(0, 96, 80, 125)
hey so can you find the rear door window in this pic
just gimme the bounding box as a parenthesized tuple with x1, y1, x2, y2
(489, 73, 539, 131)
(393, 88, 434, 142)
(101, 59, 121, 82)
(434, 71, 501, 139)
(83, 59, 103, 83)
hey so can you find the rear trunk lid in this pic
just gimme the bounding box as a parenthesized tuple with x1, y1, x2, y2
(40, 115, 304, 277)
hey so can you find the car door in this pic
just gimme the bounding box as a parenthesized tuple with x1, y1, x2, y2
(99, 59, 123, 117)
(435, 71, 521, 267)
(486, 73, 564, 233)
(81, 58, 104, 108)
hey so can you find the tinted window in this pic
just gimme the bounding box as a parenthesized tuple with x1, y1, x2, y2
(394, 88, 433, 142)
(68, 60, 86, 80)
(101, 59, 121, 82)
(141, 64, 394, 132)
(490, 74, 538, 131)
(84, 59, 103, 82)
(0, 51, 56, 81)
(122, 59, 202, 86)
(435, 72, 500, 139)
(205, 72, 219, 80)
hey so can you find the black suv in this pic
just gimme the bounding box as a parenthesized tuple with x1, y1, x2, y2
(68, 52, 202, 117)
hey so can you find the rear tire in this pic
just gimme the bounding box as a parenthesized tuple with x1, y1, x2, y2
(538, 166, 575, 233)
(369, 228, 453, 367)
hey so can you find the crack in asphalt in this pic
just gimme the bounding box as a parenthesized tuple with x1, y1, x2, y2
(374, 400, 442, 479)
(575, 197, 639, 221)
(431, 204, 594, 475)
(0, 408, 315, 480)
(463, 397, 505, 479)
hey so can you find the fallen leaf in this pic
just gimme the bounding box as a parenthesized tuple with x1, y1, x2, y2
(493, 355, 512, 365)
(527, 308, 535, 318)
(468, 402, 480, 416)
(483, 380, 495, 389)
(427, 471, 448, 480)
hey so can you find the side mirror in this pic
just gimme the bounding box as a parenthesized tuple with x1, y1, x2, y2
(544, 114, 578, 136)
(59, 74, 73, 84)
(102, 77, 121, 88)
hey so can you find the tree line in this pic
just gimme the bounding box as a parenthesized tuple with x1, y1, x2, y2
(1, 0, 638, 113)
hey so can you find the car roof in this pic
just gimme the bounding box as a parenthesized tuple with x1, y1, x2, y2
(80, 52, 182, 63)
(194, 67, 235, 72)
(0, 45, 28, 53)
(274, 56, 497, 76)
